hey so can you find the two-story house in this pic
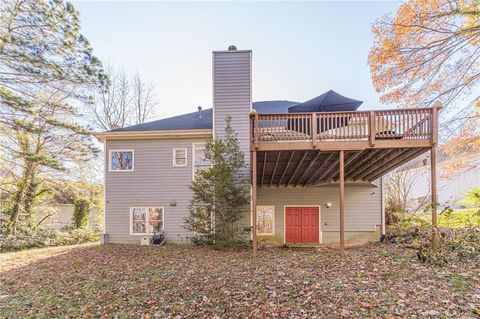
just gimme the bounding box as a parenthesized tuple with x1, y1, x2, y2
(96, 47, 440, 252)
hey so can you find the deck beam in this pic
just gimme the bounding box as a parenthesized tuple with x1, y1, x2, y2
(365, 148, 428, 181)
(304, 152, 335, 186)
(269, 152, 281, 187)
(295, 151, 321, 187)
(351, 149, 400, 181)
(314, 154, 340, 185)
(343, 149, 381, 180)
(254, 139, 432, 152)
(286, 151, 308, 187)
(278, 151, 295, 187)
(260, 153, 267, 187)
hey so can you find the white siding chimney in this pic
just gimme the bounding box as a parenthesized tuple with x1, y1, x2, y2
(212, 47, 252, 176)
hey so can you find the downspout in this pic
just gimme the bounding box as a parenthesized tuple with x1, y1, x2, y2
(381, 176, 386, 236)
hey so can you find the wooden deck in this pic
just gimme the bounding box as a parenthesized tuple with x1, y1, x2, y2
(250, 106, 440, 255)
(250, 106, 439, 186)
(251, 107, 437, 151)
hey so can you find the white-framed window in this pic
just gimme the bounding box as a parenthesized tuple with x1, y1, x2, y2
(109, 149, 134, 172)
(192, 143, 211, 177)
(173, 148, 187, 167)
(192, 206, 215, 235)
(257, 205, 275, 235)
(130, 207, 164, 235)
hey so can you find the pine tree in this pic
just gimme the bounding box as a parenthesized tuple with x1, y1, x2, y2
(0, 0, 105, 234)
(184, 117, 250, 247)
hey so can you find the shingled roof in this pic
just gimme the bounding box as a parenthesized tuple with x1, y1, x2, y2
(109, 100, 298, 132)
(108, 91, 362, 132)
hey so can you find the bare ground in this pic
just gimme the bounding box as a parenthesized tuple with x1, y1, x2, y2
(0, 243, 479, 318)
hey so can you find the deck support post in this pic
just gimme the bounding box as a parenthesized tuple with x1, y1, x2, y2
(369, 111, 376, 147)
(431, 146, 438, 249)
(252, 149, 257, 256)
(339, 150, 345, 255)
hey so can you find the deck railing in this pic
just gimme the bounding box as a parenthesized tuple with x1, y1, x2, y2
(251, 107, 437, 147)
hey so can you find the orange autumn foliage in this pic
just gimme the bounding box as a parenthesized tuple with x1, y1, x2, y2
(369, 0, 480, 173)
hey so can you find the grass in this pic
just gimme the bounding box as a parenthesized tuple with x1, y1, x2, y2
(1, 243, 479, 318)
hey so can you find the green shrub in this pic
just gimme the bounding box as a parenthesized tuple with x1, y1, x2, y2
(190, 235, 215, 246)
(72, 197, 91, 229)
(458, 187, 480, 208)
(0, 227, 100, 253)
(438, 209, 480, 227)
(384, 227, 480, 265)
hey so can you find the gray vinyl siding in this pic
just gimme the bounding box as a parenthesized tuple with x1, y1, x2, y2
(213, 50, 253, 234)
(104, 138, 209, 244)
(213, 50, 252, 181)
(256, 183, 382, 244)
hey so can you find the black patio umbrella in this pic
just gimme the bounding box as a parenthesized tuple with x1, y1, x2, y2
(286, 90, 363, 135)
(288, 90, 363, 113)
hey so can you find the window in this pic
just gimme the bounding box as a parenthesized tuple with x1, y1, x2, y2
(110, 150, 134, 172)
(256, 206, 274, 235)
(173, 148, 187, 167)
(130, 207, 164, 235)
(193, 143, 211, 176)
(192, 206, 215, 235)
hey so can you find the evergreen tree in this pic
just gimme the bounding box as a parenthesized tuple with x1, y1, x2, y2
(0, 0, 105, 234)
(184, 117, 250, 247)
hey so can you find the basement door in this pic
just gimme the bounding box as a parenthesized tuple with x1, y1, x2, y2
(285, 207, 319, 243)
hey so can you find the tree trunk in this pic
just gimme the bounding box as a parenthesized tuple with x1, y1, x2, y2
(9, 163, 34, 235)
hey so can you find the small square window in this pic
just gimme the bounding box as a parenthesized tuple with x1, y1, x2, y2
(173, 148, 187, 167)
(110, 150, 134, 171)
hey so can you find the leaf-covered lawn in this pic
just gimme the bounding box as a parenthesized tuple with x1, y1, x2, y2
(1, 243, 479, 318)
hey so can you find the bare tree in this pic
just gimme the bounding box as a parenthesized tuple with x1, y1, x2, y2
(87, 66, 157, 131)
(132, 71, 157, 125)
(385, 160, 430, 225)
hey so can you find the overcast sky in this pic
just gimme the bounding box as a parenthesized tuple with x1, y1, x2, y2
(73, 1, 400, 120)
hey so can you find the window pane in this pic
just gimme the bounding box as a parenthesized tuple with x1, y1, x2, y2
(132, 208, 147, 221)
(148, 208, 163, 221)
(175, 157, 186, 166)
(148, 220, 163, 233)
(132, 221, 146, 234)
(111, 151, 133, 171)
(194, 146, 211, 166)
(175, 149, 186, 158)
(257, 206, 274, 234)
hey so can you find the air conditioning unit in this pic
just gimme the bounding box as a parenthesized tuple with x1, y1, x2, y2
(140, 236, 150, 246)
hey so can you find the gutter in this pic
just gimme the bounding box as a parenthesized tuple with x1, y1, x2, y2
(94, 129, 213, 142)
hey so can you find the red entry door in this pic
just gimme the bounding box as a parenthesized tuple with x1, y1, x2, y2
(285, 207, 319, 243)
